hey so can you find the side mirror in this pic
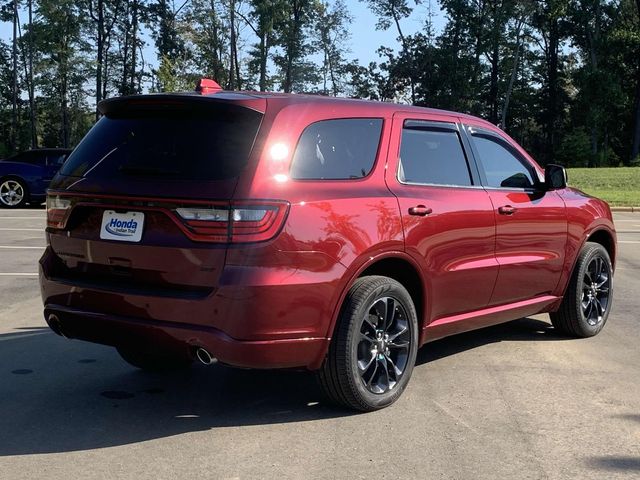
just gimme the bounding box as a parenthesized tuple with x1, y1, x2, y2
(544, 164, 567, 190)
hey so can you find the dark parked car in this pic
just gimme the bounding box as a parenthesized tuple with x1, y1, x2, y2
(40, 80, 616, 411)
(0, 148, 72, 208)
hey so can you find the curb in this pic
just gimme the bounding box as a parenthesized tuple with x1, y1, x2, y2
(610, 207, 638, 212)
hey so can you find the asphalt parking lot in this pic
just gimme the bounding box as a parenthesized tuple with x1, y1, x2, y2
(0, 209, 638, 480)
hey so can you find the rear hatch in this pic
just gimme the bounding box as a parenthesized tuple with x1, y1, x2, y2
(45, 94, 267, 298)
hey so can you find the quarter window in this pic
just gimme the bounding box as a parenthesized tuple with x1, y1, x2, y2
(289, 118, 383, 180)
(471, 132, 535, 189)
(398, 125, 472, 186)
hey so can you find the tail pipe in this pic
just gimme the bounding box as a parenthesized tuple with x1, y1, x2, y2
(47, 313, 67, 338)
(195, 347, 218, 366)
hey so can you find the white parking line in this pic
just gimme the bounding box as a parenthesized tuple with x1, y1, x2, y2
(0, 273, 38, 276)
(0, 228, 43, 231)
(0, 246, 44, 249)
(0, 217, 45, 220)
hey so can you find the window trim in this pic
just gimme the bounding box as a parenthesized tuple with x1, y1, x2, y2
(288, 117, 385, 182)
(464, 125, 543, 191)
(396, 120, 476, 188)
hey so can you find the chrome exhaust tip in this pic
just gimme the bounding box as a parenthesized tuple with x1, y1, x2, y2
(47, 314, 67, 338)
(195, 347, 217, 366)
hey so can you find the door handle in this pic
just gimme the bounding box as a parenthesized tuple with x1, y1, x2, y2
(408, 205, 433, 217)
(498, 205, 516, 215)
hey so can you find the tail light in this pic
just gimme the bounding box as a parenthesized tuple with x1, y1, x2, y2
(175, 201, 289, 243)
(46, 195, 74, 229)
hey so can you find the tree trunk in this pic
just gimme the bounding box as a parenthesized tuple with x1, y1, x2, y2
(28, 0, 37, 148)
(61, 67, 70, 148)
(589, 125, 598, 167)
(283, 0, 300, 93)
(631, 68, 640, 163)
(11, 0, 18, 153)
(95, 0, 104, 121)
(259, 33, 267, 91)
(631, 0, 640, 163)
(546, 17, 560, 164)
(131, 0, 139, 93)
(488, 39, 500, 124)
(120, 2, 130, 94)
(501, 20, 523, 130)
(391, 6, 414, 104)
(228, 0, 236, 89)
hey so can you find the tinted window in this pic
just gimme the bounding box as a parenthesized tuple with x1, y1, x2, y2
(290, 118, 383, 180)
(398, 126, 472, 186)
(14, 152, 45, 166)
(47, 154, 67, 167)
(61, 106, 263, 180)
(472, 133, 535, 189)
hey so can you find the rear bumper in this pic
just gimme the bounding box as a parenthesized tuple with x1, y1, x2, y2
(43, 304, 328, 369)
(39, 246, 341, 370)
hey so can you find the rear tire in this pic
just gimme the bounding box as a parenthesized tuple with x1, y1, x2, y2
(551, 242, 613, 338)
(318, 276, 419, 411)
(116, 345, 193, 372)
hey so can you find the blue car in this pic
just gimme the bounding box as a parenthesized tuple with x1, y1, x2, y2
(0, 149, 72, 208)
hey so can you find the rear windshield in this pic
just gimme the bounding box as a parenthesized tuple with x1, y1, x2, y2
(60, 104, 263, 180)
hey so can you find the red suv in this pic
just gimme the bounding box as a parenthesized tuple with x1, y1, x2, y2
(40, 80, 616, 411)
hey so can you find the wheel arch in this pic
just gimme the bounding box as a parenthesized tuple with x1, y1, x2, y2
(552, 226, 617, 309)
(586, 228, 616, 267)
(312, 252, 427, 370)
(358, 257, 425, 332)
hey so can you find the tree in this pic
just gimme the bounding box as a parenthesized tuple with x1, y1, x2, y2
(241, 0, 284, 91)
(85, 0, 124, 119)
(34, 0, 90, 147)
(148, 0, 189, 91)
(314, 0, 352, 96)
(185, 0, 228, 86)
(115, 0, 146, 96)
(361, 0, 417, 103)
(273, 0, 317, 92)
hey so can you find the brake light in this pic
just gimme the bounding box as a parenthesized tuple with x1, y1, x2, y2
(175, 201, 289, 243)
(46, 195, 73, 229)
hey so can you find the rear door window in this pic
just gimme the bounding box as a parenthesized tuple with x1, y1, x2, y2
(470, 130, 536, 189)
(398, 122, 472, 186)
(289, 118, 383, 180)
(60, 104, 263, 180)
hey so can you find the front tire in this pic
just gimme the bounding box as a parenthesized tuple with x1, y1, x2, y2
(551, 242, 613, 337)
(318, 276, 419, 411)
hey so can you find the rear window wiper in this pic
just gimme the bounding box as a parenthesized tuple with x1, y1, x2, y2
(119, 165, 181, 176)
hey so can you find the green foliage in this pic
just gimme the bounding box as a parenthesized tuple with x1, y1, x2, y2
(1, 0, 639, 164)
(557, 128, 592, 168)
(568, 167, 640, 206)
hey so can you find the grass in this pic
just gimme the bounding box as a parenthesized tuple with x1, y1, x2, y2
(567, 167, 640, 207)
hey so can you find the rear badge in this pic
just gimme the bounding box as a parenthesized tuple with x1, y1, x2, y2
(100, 210, 145, 242)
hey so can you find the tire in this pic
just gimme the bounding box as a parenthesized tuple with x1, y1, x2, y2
(0, 177, 29, 208)
(116, 345, 193, 372)
(551, 242, 613, 338)
(318, 275, 419, 411)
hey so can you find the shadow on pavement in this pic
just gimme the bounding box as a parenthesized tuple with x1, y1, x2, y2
(417, 317, 565, 365)
(0, 316, 563, 456)
(587, 457, 640, 472)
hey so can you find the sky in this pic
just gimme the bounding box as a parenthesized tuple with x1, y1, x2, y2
(0, 0, 446, 89)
